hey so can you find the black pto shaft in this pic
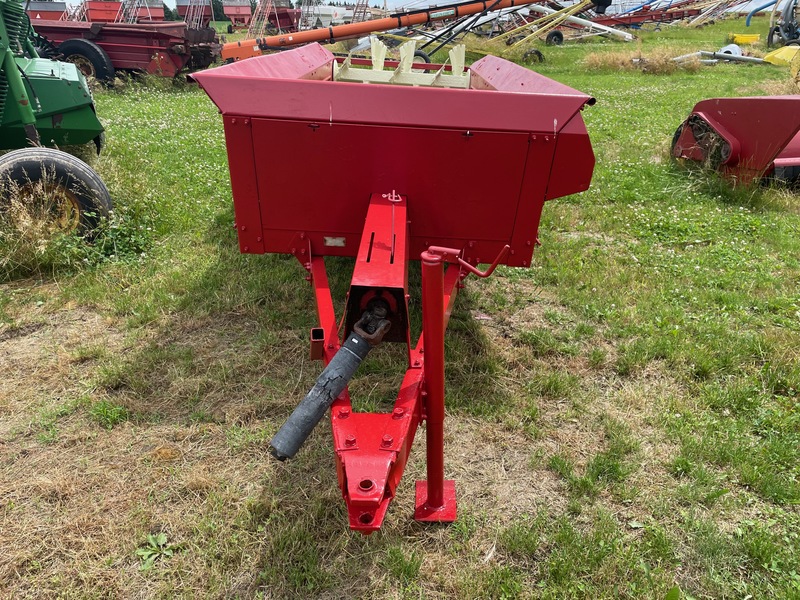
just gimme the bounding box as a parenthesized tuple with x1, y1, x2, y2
(269, 302, 391, 460)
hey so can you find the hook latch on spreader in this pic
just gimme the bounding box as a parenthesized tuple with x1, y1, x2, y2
(424, 244, 510, 279)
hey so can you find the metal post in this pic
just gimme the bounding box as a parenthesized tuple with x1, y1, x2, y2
(421, 250, 445, 507)
(415, 250, 456, 522)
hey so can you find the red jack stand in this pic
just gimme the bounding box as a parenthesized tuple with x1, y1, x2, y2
(414, 249, 457, 523)
(296, 194, 500, 531)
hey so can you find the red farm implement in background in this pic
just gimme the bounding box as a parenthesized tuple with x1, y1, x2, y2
(70, 0, 122, 22)
(593, 5, 702, 28)
(130, 0, 166, 22)
(222, 0, 252, 31)
(175, 0, 212, 29)
(672, 97, 800, 185)
(268, 4, 301, 32)
(193, 41, 596, 532)
(245, 0, 301, 40)
(28, 0, 218, 80)
(31, 18, 216, 78)
(26, 1, 66, 20)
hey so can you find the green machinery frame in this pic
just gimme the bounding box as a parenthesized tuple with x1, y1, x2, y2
(0, 0, 104, 150)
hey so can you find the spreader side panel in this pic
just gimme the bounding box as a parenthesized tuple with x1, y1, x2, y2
(243, 118, 539, 265)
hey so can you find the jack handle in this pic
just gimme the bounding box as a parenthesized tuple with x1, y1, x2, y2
(425, 245, 510, 278)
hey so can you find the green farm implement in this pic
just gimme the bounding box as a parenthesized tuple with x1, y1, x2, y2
(1, 0, 110, 233)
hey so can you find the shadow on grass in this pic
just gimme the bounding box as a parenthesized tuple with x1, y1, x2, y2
(91, 204, 511, 596)
(97, 207, 503, 419)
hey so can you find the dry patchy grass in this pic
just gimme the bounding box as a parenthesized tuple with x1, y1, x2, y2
(582, 48, 702, 73)
(0, 294, 681, 598)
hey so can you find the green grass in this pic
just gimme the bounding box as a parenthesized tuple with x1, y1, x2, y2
(87, 398, 131, 429)
(1, 16, 799, 600)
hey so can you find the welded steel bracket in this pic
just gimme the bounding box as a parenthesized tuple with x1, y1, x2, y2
(293, 194, 515, 532)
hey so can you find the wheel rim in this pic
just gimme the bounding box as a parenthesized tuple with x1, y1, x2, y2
(411, 55, 429, 74)
(65, 55, 96, 80)
(11, 181, 82, 235)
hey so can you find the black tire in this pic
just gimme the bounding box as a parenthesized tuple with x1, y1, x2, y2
(523, 48, 545, 63)
(227, 24, 234, 34)
(767, 26, 779, 48)
(410, 49, 431, 74)
(545, 30, 564, 46)
(413, 49, 431, 63)
(58, 38, 115, 86)
(592, 0, 612, 13)
(0, 148, 112, 235)
(671, 123, 684, 155)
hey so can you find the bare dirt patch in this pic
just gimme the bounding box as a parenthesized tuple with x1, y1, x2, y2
(0, 296, 581, 597)
(0, 277, 762, 598)
(0, 305, 125, 435)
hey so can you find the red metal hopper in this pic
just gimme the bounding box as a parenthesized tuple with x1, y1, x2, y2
(193, 43, 595, 532)
(672, 96, 800, 185)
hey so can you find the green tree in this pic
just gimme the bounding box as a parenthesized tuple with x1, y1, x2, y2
(211, 0, 229, 21)
(162, 3, 178, 20)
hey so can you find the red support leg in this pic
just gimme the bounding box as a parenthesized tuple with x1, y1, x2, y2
(415, 251, 457, 522)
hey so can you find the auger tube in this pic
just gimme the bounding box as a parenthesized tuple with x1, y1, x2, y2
(223, 0, 553, 61)
(746, 0, 777, 26)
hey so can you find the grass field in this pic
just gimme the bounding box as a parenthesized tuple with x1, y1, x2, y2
(1, 16, 799, 599)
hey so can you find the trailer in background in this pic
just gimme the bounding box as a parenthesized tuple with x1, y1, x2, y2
(26, 1, 66, 20)
(222, 0, 252, 31)
(32, 18, 218, 79)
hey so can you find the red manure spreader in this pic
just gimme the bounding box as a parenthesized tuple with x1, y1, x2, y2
(194, 41, 596, 532)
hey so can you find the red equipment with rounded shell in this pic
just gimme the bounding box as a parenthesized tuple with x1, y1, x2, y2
(672, 96, 800, 185)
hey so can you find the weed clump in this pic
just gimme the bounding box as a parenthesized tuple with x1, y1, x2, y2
(0, 180, 72, 279)
(0, 174, 151, 282)
(582, 50, 638, 71)
(582, 49, 701, 74)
